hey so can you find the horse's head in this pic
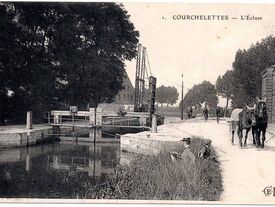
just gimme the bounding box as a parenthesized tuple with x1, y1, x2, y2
(243, 104, 256, 126)
(255, 97, 267, 119)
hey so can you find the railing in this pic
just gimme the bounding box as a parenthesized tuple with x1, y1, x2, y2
(46, 111, 90, 126)
(47, 109, 150, 128)
(102, 116, 141, 127)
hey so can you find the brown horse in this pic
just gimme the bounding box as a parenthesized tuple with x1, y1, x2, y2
(254, 97, 268, 148)
(231, 105, 256, 148)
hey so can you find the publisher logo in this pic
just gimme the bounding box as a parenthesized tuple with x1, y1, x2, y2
(263, 186, 275, 196)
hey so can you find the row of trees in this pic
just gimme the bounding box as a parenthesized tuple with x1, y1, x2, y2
(0, 2, 139, 124)
(181, 35, 275, 116)
(180, 81, 218, 112)
(216, 35, 275, 112)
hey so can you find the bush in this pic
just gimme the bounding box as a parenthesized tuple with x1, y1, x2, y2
(74, 137, 223, 200)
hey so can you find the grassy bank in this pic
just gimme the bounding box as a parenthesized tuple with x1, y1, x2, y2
(74, 137, 223, 200)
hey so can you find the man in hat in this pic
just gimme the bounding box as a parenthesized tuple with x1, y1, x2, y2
(170, 138, 196, 164)
(203, 107, 209, 121)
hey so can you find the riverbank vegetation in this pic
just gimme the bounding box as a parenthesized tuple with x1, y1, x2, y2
(74, 137, 223, 200)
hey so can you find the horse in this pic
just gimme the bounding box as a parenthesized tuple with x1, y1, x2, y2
(254, 97, 268, 148)
(230, 105, 256, 148)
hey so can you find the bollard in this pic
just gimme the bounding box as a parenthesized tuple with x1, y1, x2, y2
(54, 114, 59, 124)
(26, 111, 33, 129)
(89, 108, 94, 125)
(151, 114, 157, 133)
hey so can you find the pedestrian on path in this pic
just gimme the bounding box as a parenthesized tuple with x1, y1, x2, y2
(203, 107, 209, 121)
(230, 107, 243, 145)
(187, 107, 193, 119)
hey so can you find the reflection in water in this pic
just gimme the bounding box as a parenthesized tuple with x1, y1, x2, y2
(0, 142, 120, 198)
(47, 144, 118, 177)
(25, 154, 31, 172)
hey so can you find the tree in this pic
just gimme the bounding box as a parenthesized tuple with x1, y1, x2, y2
(156, 85, 179, 107)
(0, 2, 139, 124)
(180, 81, 218, 111)
(49, 3, 139, 107)
(232, 36, 275, 107)
(166, 86, 179, 106)
(156, 85, 167, 107)
(216, 70, 234, 116)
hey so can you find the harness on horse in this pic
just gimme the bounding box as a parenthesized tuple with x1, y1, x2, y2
(240, 108, 252, 129)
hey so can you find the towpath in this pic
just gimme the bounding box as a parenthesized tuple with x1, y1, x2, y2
(160, 117, 275, 204)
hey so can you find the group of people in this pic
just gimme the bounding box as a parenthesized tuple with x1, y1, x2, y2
(187, 107, 194, 119)
(202, 106, 222, 123)
(187, 105, 222, 123)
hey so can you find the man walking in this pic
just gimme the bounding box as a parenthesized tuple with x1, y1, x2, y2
(203, 107, 209, 121)
(230, 107, 243, 145)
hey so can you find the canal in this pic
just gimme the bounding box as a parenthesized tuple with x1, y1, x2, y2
(0, 140, 122, 198)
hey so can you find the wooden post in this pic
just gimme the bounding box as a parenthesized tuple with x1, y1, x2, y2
(54, 114, 59, 124)
(94, 107, 97, 126)
(48, 112, 50, 124)
(89, 107, 95, 125)
(26, 111, 33, 129)
(72, 113, 75, 132)
(60, 112, 62, 124)
(94, 107, 97, 144)
(85, 115, 87, 126)
(96, 107, 103, 126)
(151, 114, 157, 133)
(89, 128, 95, 142)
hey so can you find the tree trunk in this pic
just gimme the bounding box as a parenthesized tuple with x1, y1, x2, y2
(224, 97, 229, 117)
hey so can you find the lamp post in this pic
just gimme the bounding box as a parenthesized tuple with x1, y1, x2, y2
(181, 74, 184, 120)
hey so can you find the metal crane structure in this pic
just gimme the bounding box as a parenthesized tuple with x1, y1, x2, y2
(134, 43, 156, 115)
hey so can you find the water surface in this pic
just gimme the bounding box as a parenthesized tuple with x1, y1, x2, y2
(0, 142, 120, 198)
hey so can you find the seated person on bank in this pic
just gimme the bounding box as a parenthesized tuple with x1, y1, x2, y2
(170, 138, 196, 164)
(197, 140, 218, 164)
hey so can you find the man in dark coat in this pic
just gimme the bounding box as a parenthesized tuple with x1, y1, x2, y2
(203, 107, 209, 121)
(170, 138, 196, 165)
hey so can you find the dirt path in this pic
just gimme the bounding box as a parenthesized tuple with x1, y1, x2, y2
(161, 118, 275, 204)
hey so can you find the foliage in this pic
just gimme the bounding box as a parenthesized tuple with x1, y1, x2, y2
(231, 35, 275, 107)
(74, 137, 223, 200)
(156, 85, 179, 106)
(180, 81, 218, 111)
(0, 2, 139, 124)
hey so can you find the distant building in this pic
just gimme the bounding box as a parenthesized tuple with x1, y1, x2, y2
(99, 73, 135, 112)
(114, 73, 135, 105)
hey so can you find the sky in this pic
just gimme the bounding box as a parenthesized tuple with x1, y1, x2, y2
(122, 3, 275, 106)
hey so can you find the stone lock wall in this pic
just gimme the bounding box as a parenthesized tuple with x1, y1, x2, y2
(0, 127, 52, 147)
(262, 65, 275, 123)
